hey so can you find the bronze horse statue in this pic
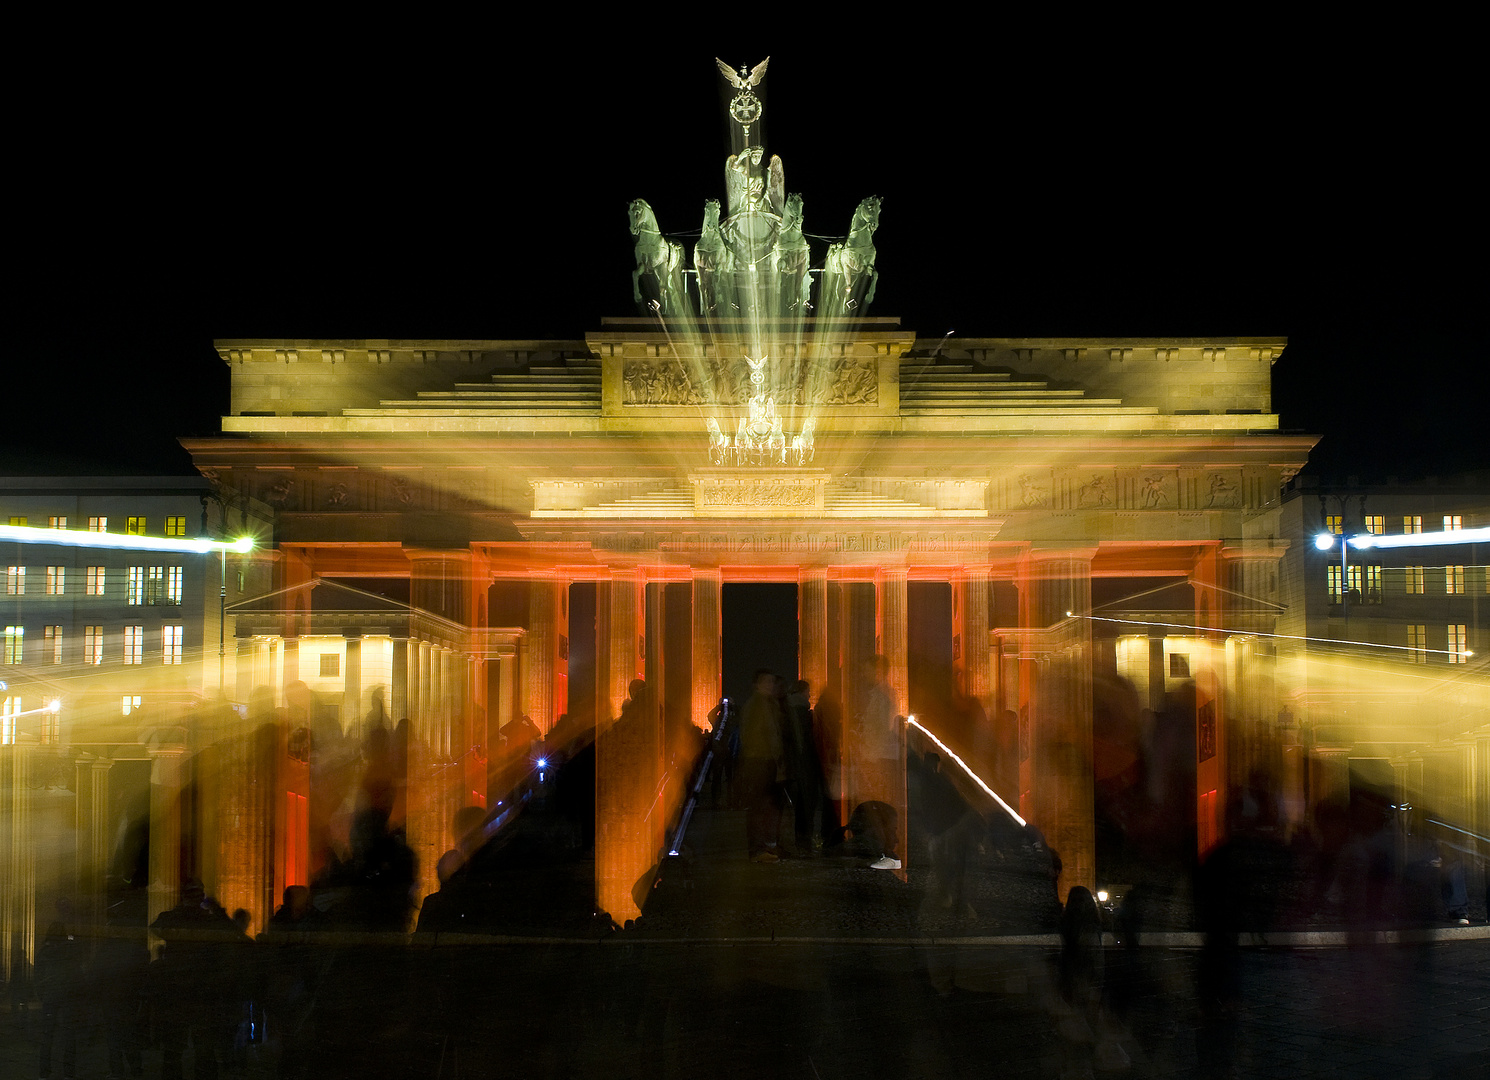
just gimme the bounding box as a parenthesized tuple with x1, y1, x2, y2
(630, 199, 686, 315)
(824, 196, 881, 313)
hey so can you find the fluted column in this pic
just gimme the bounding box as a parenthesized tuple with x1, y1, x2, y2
(342, 636, 362, 736)
(798, 568, 829, 700)
(525, 575, 561, 732)
(876, 568, 909, 877)
(954, 568, 994, 780)
(81, 759, 111, 924)
(596, 569, 652, 924)
(691, 570, 722, 729)
(2, 744, 36, 981)
(147, 739, 188, 937)
(1017, 547, 1096, 901)
(878, 568, 909, 717)
(391, 637, 409, 723)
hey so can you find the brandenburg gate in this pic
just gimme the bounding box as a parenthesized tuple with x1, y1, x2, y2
(183, 60, 1312, 923)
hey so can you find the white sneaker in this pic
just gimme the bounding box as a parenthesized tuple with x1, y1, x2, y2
(871, 856, 902, 870)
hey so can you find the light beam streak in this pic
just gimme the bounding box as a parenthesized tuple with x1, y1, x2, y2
(905, 714, 1025, 826)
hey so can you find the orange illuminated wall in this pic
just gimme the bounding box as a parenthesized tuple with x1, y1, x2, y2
(284, 791, 308, 888)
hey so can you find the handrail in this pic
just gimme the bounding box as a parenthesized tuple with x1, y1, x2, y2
(666, 713, 728, 857)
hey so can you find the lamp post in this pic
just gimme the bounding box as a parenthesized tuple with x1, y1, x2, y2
(1317, 494, 1365, 639)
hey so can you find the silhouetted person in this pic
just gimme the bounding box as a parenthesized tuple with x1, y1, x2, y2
(784, 679, 824, 853)
(149, 880, 250, 1080)
(920, 752, 982, 916)
(94, 902, 149, 1079)
(318, 805, 419, 931)
(813, 685, 845, 841)
(36, 912, 83, 1080)
(1055, 886, 1128, 1074)
(739, 669, 785, 862)
(265, 886, 325, 1079)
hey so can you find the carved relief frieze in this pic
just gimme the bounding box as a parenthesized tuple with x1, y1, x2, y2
(620, 354, 877, 406)
(820, 355, 878, 405)
(1205, 471, 1242, 509)
(691, 472, 826, 515)
(1017, 473, 1051, 508)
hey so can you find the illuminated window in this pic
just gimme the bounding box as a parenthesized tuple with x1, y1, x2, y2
(48, 516, 66, 529)
(1403, 516, 1422, 533)
(1405, 566, 1425, 594)
(126, 517, 146, 536)
(1, 697, 19, 745)
(1364, 515, 1384, 535)
(320, 653, 340, 677)
(3, 626, 22, 665)
(165, 516, 187, 537)
(1363, 565, 1383, 603)
(126, 566, 145, 605)
(86, 566, 106, 596)
(123, 625, 143, 664)
(121, 695, 141, 717)
(1446, 566, 1465, 594)
(1327, 564, 1362, 602)
(6, 566, 24, 595)
(88, 517, 107, 532)
(7, 516, 25, 526)
(84, 626, 102, 665)
(167, 566, 183, 604)
(44, 625, 61, 665)
(1326, 515, 1343, 534)
(162, 625, 183, 665)
(1407, 624, 1428, 663)
(40, 703, 58, 745)
(1444, 515, 1463, 531)
(45, 566, 65, 595)
(145, 566, 165, 605)
(1448, 624, 1468, 664)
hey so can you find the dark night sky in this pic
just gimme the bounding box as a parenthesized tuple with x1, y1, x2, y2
(10, 26, 1484, 481)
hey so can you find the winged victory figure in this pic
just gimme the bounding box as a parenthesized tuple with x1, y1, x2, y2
(715, 56, 770, 90)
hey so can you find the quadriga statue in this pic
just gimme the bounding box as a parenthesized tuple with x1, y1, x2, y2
(629, 199, 686, 316)
(772, 193, 811, 314)
(823, 196, 881, 313)
(694, 200, 733, 318)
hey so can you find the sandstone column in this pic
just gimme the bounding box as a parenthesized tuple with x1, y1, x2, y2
(691, 569, 722, 729)
(596, 569, 654, 924)
(799, 568, 829, 700)
(341, 635, 362, 736)
(2, 744, 36, 981)
(525, 574, 561, 732)
(147, 738, 188, 937)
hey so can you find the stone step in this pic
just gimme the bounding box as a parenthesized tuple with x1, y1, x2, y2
(899, 363, 974, 373)
(900, 376, 1038, 388)
(427, 390, 601, 400)
(367, 398, 601, 411)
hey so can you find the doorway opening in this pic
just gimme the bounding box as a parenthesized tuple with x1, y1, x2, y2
(722, 583, 799, 703)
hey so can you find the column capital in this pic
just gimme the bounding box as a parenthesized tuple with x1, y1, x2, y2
(1219, 539, 1291, 562)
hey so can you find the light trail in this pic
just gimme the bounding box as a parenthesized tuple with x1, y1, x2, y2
(1332, 526, 1490, 551)
(1069, 613, 1472, 659)
(0, 523, 254, 554)
(905, 714, 1025, 826)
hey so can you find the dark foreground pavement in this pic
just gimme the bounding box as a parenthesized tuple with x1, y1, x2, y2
(4, 937, 1489, 1079)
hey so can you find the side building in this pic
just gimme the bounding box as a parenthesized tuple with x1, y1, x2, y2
(0, 475, 271, 982)
(1276, 474, 1489, 839)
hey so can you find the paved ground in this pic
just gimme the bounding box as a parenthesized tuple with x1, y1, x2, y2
(5, 798, 1488, 1078)
(5, 938, 1489, 1079)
